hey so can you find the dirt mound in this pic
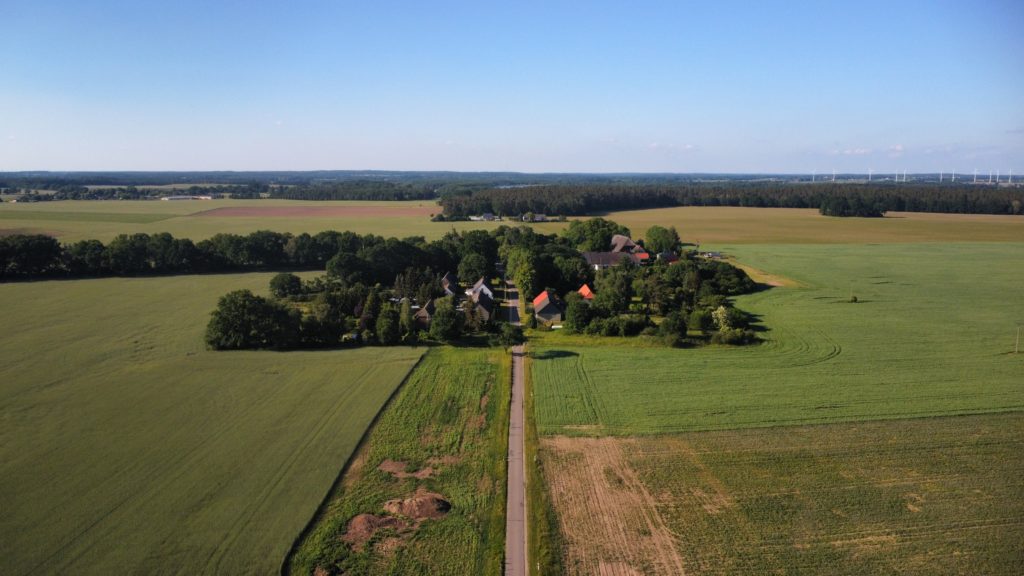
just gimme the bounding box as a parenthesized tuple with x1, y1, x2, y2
(378, 459, 435, 479)
(383, 488, 451, 520)
(341, 513, 408, 551)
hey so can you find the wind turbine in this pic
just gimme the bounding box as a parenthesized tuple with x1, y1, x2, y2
(974, 169, 978, 184)
(868, 168, 873, 182)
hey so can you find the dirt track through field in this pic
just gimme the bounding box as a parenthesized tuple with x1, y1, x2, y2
(192, 205, 436, 218)
(541, 436, 686, 576)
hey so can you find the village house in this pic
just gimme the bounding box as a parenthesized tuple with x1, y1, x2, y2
(532, 290, 565, 324)
(582, 251, 633, 271)
(577, 284, 595, 300)
(465, 276, 495, 300)
(469, 290, 496, 323)
(441, 271, 459, 296)
(413, 298, 436, 330)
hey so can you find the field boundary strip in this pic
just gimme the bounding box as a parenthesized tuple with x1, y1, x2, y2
(279, 350, 427, 575)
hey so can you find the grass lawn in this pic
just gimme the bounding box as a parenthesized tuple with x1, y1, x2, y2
(0, 274, 424, 575)
(532, 243, 1024, 435)
(289, 347, 510, 576)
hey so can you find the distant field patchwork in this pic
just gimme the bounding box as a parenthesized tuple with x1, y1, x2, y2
(0, 274, 424, 575)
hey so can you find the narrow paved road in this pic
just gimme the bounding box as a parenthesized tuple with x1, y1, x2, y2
(505, 280, 527, 576)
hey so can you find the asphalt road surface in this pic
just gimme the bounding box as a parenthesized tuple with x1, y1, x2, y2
(505, 279, 527, 576)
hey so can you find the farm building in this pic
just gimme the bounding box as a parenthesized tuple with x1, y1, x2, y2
(577, 284, 595, 300)
(657, 251, 679, 263)
(582, 251, 634, 270)
(610, 234, 638, 253)
(466, 277, 495, 300)
(413, 299, 436, 330)
(532, 290, 565, 323)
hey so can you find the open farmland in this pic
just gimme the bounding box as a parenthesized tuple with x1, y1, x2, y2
(3, 201, 1023, 245)
(543, 413, 1024, 576)
(0, 274, 424, 575)
(606, 206, 1024, 244)
(0, 199, 548, 242)
(289, 347, 509, 576)
(532, 243, 1024, 435)
(532, 241, 1024, 574)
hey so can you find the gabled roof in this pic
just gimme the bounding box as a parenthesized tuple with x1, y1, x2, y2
(578, 284, 595, 300)
(630, 252, 651, 264)
(441, 271, 458, 287)
(471, 276, 493, 294)
(472, 290, 494, 312)
(413, 299, 436, 318)
(582, 251, 633, 268)
(532, 290, 550, 309)
(533, 290, 563, 312)
(610, 234, 637, 253)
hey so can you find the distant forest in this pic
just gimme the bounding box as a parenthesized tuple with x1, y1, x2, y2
(2, 171, 1021, 216)
(438, 183, 1024, 218)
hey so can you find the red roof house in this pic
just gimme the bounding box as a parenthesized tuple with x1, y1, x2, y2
(577, 284, 595, 300)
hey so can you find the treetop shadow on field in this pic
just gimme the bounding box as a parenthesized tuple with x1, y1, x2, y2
(531, 350, 580, 360)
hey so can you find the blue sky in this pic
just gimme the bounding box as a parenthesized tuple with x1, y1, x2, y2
(1, 0, 1021, 173)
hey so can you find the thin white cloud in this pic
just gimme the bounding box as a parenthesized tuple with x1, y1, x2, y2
(888, 144, 905, 158)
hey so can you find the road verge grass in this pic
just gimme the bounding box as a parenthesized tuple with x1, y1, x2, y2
(288, 347, 510, 575)
(524, 351, 564, 576)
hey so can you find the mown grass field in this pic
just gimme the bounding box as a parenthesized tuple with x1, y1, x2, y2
(0, 274, 424, 575)
(289, 347, 509, 576)
(533, 243, 1024, 435)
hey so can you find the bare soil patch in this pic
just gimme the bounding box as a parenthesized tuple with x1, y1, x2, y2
(341, 514, 409, 552)
(192, 205, 436, 218)
(541, 436, 687, 576)
(377, 459, 435, 480)
(383, 487, 451, 520)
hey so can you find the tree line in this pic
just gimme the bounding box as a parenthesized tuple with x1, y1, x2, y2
(438, 183, 1024, 218)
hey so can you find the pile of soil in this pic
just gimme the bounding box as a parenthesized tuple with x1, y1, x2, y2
(341, 514, 408, 551)
(383, 488, 451, 520)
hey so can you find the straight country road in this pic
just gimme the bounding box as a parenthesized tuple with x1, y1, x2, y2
(505, 279, 527, 576)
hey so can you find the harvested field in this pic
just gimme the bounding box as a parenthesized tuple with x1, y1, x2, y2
(193, 204, 436, 218)
(541, 414, 1024, 575)
(541, 436, 687, 575)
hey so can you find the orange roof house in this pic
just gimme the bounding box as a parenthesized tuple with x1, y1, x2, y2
(577, 284, 595, 300)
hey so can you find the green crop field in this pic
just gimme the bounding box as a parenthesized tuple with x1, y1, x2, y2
(532, 243, 1024, 435)
(289, 347, 509, 576)
(542, 413, 1024, 575)
(532, 240, 1024, 575)
(0, 274, 424, 575)
(606, 206, 1024, 244)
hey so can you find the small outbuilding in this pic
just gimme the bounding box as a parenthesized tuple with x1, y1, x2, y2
(532, 290, 565, 324)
